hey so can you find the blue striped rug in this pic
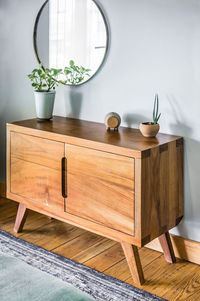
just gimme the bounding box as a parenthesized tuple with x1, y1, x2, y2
(0, 230, 166, 301)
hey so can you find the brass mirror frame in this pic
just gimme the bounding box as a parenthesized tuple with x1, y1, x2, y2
(33, 0, 109, 86)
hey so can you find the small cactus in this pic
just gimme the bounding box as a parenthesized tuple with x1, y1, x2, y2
(153, 94, 161, 124)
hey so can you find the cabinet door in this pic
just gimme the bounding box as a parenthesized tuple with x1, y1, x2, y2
(65, 144, 134, 235)
(10, 132, 64, 211)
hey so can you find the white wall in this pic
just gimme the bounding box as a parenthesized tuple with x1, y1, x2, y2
(0, 0, 36, 179)
(0, 0, 200, 242)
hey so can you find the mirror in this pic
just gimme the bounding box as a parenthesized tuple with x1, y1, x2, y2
(34, 0, 109, 85)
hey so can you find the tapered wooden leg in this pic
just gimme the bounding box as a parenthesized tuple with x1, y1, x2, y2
(14, 203, 28, 233)
(158, 231, 176, 263)
(121, 242, 145, 285)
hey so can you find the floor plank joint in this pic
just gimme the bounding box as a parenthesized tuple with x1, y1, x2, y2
(0, 197, 199, 301)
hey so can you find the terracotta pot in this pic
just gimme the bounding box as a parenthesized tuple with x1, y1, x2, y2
(139, 122, 160, 138)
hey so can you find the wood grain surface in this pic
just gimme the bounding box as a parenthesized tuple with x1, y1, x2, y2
(9, 116, 182, 158)
(10, 131, 64, 170)
(158, 232, 176, 263)
(136, 139, 184, 246)
(13, 203, 28, 233)
(10, 157, 64, 211)
(0, 197, 199, 301)
(10, 131, 65, 211)
(65, 144, 134, 235)
(121, 241, 145, 285)
(6, 117, 184, 286)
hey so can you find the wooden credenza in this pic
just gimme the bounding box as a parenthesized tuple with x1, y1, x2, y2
(6, 116, 183, 285)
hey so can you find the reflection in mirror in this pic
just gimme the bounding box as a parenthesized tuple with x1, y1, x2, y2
(35, 0, 108, 85)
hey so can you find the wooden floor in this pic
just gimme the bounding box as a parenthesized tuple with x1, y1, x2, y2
(1, 197, 200, 301)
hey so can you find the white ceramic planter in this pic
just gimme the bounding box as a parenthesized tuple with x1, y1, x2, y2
(34, 91, 56, 120)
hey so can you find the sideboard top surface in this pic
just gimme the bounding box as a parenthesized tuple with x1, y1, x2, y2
(9, 116, 182, 155)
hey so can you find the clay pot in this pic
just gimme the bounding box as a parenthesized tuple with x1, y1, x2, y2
(139, 122, 160, 138)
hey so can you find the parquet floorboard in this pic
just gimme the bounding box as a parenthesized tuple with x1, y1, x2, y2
(1, 198, 200, 301)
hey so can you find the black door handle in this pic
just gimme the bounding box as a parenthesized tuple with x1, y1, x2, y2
(61, 157, 67, 198)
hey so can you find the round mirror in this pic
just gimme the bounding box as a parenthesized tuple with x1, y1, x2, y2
(34, 0, 109, 85)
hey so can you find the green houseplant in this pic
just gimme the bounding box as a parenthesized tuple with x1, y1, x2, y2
(28, 64, 62, 120)
(64, 60, 91, 85)
(139, 94, 161, 137)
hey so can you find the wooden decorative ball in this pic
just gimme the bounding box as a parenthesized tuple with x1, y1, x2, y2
(104, 112, 121, 131)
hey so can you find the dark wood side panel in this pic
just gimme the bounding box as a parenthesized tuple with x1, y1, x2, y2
(140, 139, 183, 246)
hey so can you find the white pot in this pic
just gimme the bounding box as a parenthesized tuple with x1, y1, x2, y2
(34, 91, 56, 120)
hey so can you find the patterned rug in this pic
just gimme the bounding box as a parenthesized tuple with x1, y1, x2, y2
(0, 230, 166, 301)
